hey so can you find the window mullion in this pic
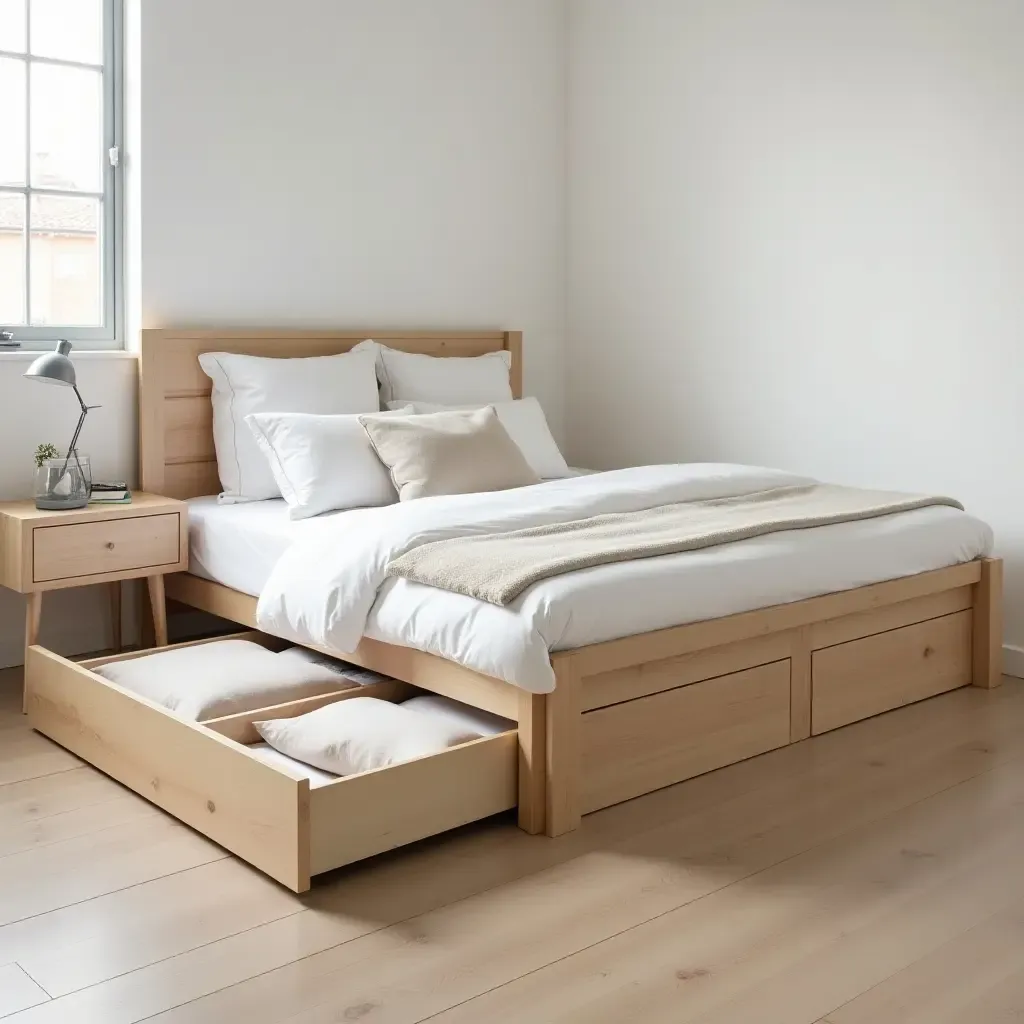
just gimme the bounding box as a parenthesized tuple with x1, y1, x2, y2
(3, 0, 123, 346)
(23, 0, 31, 326)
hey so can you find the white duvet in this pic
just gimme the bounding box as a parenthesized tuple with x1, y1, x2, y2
(256, 464, 993, 694)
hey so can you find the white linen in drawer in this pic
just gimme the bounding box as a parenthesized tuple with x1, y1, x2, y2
(402, 695, 514, 737)
(96, 640, 356, 721)
(246, 742, 339, 787)
(254, 696, 482, 777)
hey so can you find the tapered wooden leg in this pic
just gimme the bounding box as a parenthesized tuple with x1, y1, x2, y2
(24, 591, 43, 711)
(973, 557, 1003, 689)
(109, 581, 122, 653)
(25, 591, 42, 650)
(147, 575, 168, 648)
(517, 691, 546, 835)
(545, 656, 582, 837)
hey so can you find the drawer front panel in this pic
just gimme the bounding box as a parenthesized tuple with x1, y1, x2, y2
(33, 513, 181, 583)
(581, 659, 792, 814)
(308, 731, 519, 876)
(811, 610, 972, 736)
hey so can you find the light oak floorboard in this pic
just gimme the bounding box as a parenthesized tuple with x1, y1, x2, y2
(0, 731, 82, 787)
(0, 964, 49, 1017)
(822, 893, 1024, 1023)
(0, 817, 226, 927)
(1, 666, 1022, 1024)
(6, 859, 304, 998)
(0, 766, 129, 822)
(432, 763, 1024, 1024)
(64, 687, 1024, 1024)
(0, 795, 161, 860)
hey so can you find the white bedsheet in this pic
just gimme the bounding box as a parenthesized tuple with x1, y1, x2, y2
(188, 497, 317, 595)
(254, 464, 993, 694)
(189, 469, 600, 593)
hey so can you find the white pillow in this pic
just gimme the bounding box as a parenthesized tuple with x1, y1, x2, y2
(254, 697, 480, 776)
(246, 406, 414, 520)
(387, 398, 570, 479)
(246, 743, 339, 787)
(402, 695, 514, 737)
(199, 348, 380, 504)
(356, 339, 513, 406)
(95, 640, 356, 721)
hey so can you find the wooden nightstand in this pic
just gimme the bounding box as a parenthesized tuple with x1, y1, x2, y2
(0, 493, 188, 658)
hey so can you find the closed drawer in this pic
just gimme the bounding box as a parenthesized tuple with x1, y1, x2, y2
(581, 659, 792, 814)
(25, 634, 518, 892)
(811, 610, 972, 735)
(33, 513, 181, 583)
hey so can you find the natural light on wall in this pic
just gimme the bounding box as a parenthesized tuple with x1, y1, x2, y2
(0, 0, 121, 348)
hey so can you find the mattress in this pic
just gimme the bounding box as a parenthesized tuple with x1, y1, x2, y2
(189, 469, 601, 593)
(252, 465, 995, 692)
(187, 497, 313, 596)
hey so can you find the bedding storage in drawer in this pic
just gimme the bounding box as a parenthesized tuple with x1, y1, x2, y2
(24, 635, 518, 892)
(811, 610, 972, 735)
(580, 659, 792, 814)
(33, 513, 182, 582)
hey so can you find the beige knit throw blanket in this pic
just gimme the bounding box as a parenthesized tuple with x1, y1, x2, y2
(385, 484, 964, 607)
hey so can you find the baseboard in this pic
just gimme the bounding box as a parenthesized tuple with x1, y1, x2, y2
(1002, 645, 1024, 680)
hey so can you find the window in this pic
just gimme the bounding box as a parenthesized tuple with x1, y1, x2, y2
(0, 0, 122, 349)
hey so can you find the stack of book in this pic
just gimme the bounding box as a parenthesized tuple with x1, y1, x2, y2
(90, 483, 132, 505)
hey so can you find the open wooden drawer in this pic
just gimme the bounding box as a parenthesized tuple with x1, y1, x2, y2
(24, 635, 518, 892)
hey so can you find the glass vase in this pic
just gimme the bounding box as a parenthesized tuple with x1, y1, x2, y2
(33, 452, 91, 510)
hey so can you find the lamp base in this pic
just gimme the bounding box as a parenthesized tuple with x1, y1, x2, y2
(35, 495, 89, 511)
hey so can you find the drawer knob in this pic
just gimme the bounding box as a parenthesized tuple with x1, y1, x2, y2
(923, 645, 935, 658)
(105, 542, 115, 550)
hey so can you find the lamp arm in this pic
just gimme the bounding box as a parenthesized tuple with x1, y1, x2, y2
(59, 385, 95, 481)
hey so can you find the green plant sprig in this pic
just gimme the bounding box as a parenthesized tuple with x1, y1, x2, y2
(34, 443, 59, 468)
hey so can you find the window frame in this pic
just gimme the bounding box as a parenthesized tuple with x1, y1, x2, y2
(0, 0, 124, 351)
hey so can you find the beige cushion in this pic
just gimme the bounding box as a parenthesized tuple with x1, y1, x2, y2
(254, 697, 480, 776)
(95, 640, 356, 722)
(359, 407, 540, 501)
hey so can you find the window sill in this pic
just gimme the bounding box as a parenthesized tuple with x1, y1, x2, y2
(0, 349, 136, 362)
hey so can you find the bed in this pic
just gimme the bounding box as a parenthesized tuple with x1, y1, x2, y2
(24, 327, 1003, 891)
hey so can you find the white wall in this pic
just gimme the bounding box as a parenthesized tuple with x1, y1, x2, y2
(0, 0, 567, 667)
(568, 0, 1024, 652)
(140, 0, 567, 424)
(0, 353, 137, 667)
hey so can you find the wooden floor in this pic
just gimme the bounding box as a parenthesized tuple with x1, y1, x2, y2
(3, 666, 1024, 1024)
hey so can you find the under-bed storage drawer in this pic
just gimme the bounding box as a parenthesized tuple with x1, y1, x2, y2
(811, 610, 972, 735)
(580, 659, 792, 814)
(24, 637, 518, 892)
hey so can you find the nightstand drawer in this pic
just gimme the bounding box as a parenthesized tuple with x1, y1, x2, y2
(33, 513, 182, 583)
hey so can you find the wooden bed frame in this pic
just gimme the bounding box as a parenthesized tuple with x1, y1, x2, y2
(24, 327, 1003, 890)
(132, 328, 1004, 840)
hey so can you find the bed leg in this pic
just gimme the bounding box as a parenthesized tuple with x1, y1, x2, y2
(973, 557, 1003, 689)
(789, 626, 812, 742)
(517, 692, 546, 835)
(546, 656, 582, 837)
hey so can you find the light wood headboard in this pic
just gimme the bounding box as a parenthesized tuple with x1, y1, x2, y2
(139, 328, 523, 500)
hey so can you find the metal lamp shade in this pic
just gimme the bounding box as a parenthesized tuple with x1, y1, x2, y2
(21, 339, 97, 510)
(24, 340, 77, 387)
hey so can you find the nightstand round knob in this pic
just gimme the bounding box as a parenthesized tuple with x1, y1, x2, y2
(105, 542, 115, 550)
